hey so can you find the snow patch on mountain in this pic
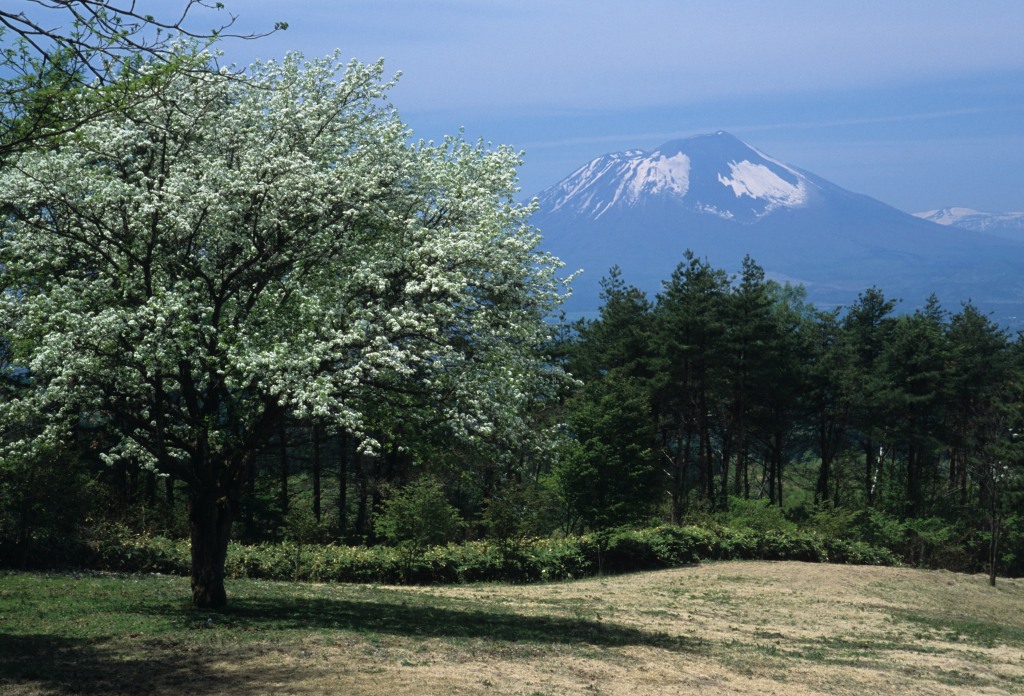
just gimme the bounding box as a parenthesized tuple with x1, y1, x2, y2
(538, 132, 816, 223)
(915, 207, 1024, 240)
(916, 207, 983, 226)
(717, 160, 807, 211)
(550, 155, 625, 211)
(696, 202, 735, 220)
(546, 150, 691, 219)
(916, 207, 1024, 228)
(624, 152, 691, 205)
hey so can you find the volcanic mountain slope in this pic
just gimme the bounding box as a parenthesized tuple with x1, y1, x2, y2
(533, 131, 1024, 325)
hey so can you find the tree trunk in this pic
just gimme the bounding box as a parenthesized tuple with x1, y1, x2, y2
(354, 451, 369, 541)
(719, 432, 731, 510)
(672, 419, 693, 523)
(864, 439, 876, 506)
(775, 443, 783, 507)
(733, 425, 746, 498)
(743, 449, 750, 499)
(278, 423, 289, 515)
(815, 447, 832, 506)
(989, 514, 999, 587)
(188, 485, 235, 609)
(243, 456, 256, 539)
(989, 489, 1001, 588)
(145, 469, 157, 508)
(312, 423, 322, 523)
(906, 445, 918, 518)
(699, 391, 714, 502)
(338, 430, 349, 541)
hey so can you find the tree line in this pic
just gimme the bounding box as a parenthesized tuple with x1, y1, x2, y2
(559, 253, 1024, 583)
(5, 248, 1023, 590)
(1, 2, 1022, 608)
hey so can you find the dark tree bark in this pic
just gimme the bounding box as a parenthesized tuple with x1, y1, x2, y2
(188, 481, 236, 609)
(278, 423, 289, 516)
(312, 423, 322, 523)
(337, 430, 349, 541)
(864, 439, 876, 506)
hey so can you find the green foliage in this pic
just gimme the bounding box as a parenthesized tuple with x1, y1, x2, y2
(715, 497, 798, 534)
(0, 448, 94, 567)
(50, 522, 896, 585)
(817, 509, 972, 572)
(1001, 514, 1024, 577)
(374, 478, 465, 552)
(803, 505, 865, 541)
(554, 375, 658, 532)
(481, 479, 557, 561)
(87, 527, 191, 575)
(282, 505, 331, 546)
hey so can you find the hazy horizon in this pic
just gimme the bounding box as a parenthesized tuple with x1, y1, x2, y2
(212, 1, 1024, 215)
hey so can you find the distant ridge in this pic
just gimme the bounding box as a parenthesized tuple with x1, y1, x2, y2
(533, 132, 1024, 326)
(915, 207, 1024, 241)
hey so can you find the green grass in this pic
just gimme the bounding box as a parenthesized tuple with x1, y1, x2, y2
(0, 570, 703, 694)
(0, 571, 696, 650)
(892, 609, 1024, 648)
(2, 564, 1023, 695)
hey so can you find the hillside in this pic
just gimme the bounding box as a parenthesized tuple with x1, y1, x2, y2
(3, 562, 1023, 694)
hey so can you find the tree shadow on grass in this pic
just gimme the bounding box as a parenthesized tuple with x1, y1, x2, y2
(1, 593, 704, 694)
(0, 632, 295, 695)
(191, 594, 705, 653)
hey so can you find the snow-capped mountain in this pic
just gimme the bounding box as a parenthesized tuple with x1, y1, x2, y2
(533, 132, 1024, 325)
(542, 132, 810, 223)
(915, 207, 1024, 240)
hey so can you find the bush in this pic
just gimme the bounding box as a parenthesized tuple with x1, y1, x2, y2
(87, 526, 190, 575)
(481, 479, 557, 563)
(715, 497, 797, 534)
(12, 521, 901, 585)
(375, 478, 465, 552)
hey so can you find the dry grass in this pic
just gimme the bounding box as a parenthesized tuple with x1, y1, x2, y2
(3, 561, 1024, 695)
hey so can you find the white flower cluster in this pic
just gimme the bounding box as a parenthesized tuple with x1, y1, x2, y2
(0, 50, 570, 481)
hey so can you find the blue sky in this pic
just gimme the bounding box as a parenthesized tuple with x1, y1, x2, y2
(216, 1, 1024, 214)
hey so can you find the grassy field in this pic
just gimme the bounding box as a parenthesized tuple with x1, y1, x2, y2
(2, 561, 1023, 695)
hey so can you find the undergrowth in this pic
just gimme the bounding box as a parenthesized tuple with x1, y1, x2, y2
(57, 524, 897, 585)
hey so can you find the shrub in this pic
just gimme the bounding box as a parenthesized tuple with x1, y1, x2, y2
(716, 497, 797, 534)
(375, 478, 465, 552)
(14, 522, 900, 585)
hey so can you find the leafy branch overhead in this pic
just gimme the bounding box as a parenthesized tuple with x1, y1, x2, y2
(0, 1, 286, 157)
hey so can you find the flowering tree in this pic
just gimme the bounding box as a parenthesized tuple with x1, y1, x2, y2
(0, 50, 566, 607)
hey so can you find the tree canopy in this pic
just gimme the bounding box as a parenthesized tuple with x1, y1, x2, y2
(0, 49, 566, 606)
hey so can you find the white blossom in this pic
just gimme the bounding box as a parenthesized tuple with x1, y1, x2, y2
(1, 50, 570, 481)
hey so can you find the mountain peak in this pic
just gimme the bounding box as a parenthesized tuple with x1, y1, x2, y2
(533, 133, 1024, 328)
(654, 130, 742, 152)
(538, 131, 813, 223)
